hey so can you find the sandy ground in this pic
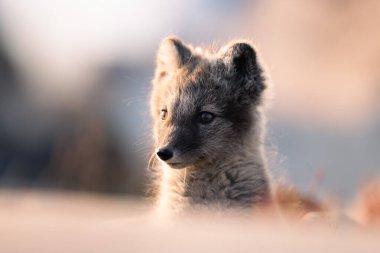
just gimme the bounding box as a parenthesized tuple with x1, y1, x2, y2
(0, 190, 379, 253)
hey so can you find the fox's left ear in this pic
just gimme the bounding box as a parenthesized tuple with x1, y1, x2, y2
(220, 41, 265, 98)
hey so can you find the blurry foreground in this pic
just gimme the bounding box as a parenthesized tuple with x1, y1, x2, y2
(1, 189, 380, 253)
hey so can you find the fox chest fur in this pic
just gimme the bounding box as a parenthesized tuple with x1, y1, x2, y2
(149, 36, 272, 214)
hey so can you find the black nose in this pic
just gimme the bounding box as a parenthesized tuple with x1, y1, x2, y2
(156, 148, 173, 161)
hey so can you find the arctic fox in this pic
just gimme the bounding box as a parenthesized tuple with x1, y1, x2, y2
(149, 36, 272, 215)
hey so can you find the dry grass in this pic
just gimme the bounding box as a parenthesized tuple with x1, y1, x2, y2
(349, 178, 380, 226)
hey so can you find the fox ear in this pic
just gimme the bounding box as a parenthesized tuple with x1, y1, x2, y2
(220, 41, 265, 97)
(156, 36, 192, 76)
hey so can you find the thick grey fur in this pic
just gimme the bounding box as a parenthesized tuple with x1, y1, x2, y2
(149, 36, 272, 215)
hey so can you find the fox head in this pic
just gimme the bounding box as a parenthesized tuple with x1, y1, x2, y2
(151, 36, 266, 169)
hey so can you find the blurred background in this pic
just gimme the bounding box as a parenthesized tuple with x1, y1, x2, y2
(0, 0, 379, 202)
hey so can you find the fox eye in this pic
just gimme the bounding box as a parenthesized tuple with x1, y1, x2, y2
(160, 109, 167, 120)
(198, 111, 214, 124)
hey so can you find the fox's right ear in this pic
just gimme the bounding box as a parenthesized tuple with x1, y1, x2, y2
(155, 36, 192, 77)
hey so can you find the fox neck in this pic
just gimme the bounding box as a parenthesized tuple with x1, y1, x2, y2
(157, 128, 271, 215)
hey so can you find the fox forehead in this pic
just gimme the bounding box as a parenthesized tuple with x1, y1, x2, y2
(161, 61, 223, 109)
